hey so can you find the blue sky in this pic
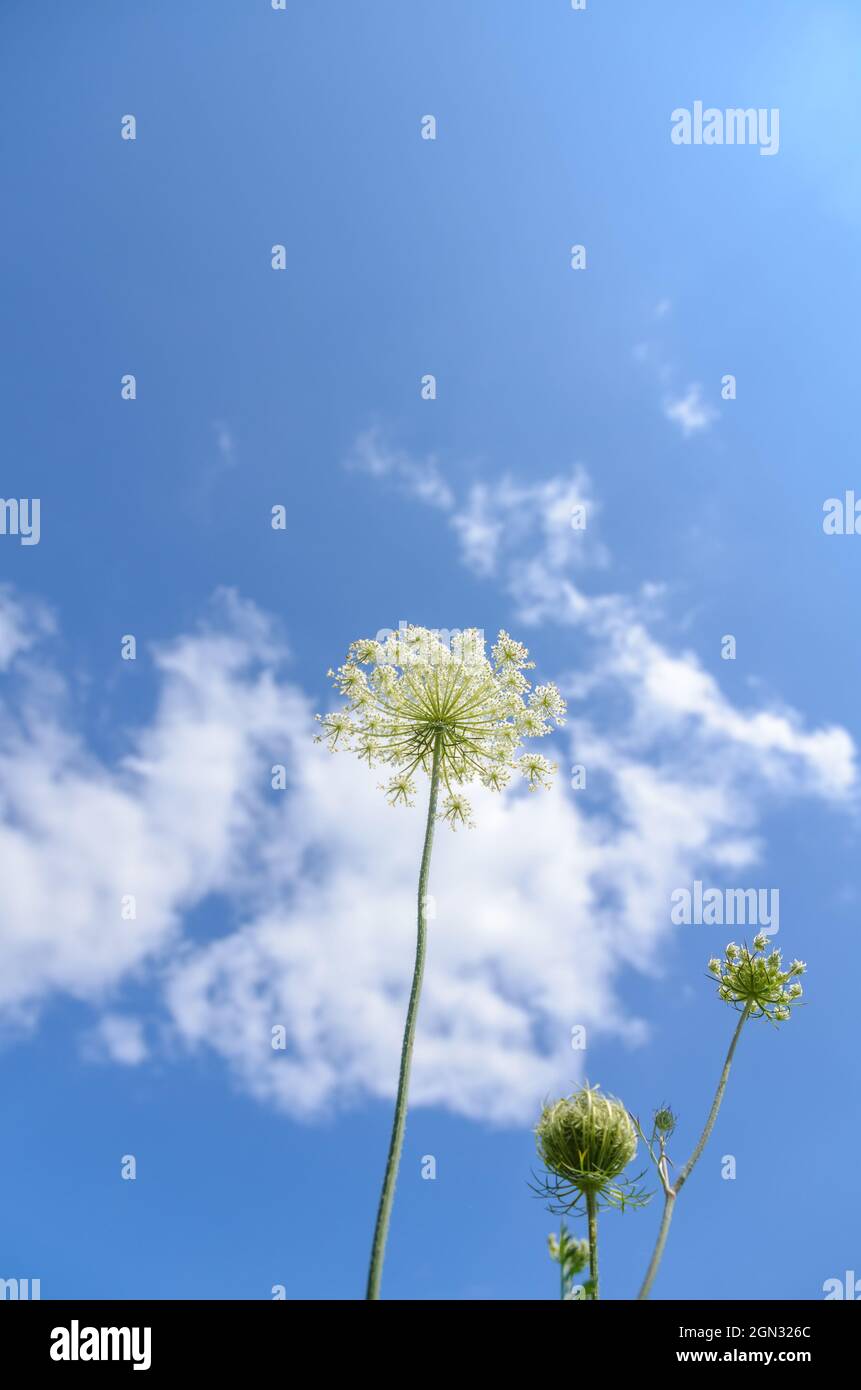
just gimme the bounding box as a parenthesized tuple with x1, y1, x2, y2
(2, 0, 860, 1300)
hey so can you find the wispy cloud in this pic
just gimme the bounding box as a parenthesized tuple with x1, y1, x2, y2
(346, 426, 454, 510)
(213, 421, 236, 470)
(190, 421, 242, 513)
(663, 384, 717, 438)
(633, 301, 718, 438)
(0, 585, 54, 671)
(345, 429, 610, 581)
(451, 471, 609, 579)
(83, 1014, 149, 1066)
(405, 451, 854, 801)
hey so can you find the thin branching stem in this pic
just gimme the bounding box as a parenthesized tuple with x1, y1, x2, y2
(637, 1001, 752, 1300)
(637, 1186, 676, 1302)
(675, 1002, 752, 1194)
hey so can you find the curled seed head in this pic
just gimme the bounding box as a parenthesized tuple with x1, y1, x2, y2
(536, 1084, 638, 1195)
(653, 1106, 677, 1136)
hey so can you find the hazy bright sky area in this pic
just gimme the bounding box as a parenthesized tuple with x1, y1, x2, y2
(2, 0, 860, 1299)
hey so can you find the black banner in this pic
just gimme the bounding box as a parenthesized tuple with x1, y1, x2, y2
(1, 1298, 856, 1373)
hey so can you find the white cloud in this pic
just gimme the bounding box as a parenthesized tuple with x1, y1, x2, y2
(0, 588, 301, 1022)
(0, 542, 854, 1125)
(165, 757, 648, 1124)
(663, 383, 717, 438)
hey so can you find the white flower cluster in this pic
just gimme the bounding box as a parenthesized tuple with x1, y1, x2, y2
(707, 933, 806, 1022)
(316, 626, 566, 827)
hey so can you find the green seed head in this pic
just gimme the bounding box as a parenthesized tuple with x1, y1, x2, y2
(536, 1084, 638, 1195)
(653, 1106, 677, 1136)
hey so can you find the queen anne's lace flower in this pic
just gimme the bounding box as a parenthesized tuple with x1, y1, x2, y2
(320, 628, 566, 1299)
(316, 626, 566, 827)
(709, 937, 806, 1023)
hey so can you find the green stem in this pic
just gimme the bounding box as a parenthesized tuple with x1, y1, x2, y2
(675, 1003, 751, 1193)
(365, 733, 442, 1300)
(637, 1187, 676, 1303)
(586, 1191, 599, 1300)
(637, 1003, 751, 1300)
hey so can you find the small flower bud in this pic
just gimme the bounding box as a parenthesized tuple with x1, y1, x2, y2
(653, 1106, 677, 1136)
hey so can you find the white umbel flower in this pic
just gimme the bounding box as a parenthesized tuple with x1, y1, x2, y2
(709, 938, 807, 1023)
(316, 626, 565, 826)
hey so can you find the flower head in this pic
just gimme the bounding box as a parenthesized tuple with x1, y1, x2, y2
(708, 937, 808, 1023)
(533, 1084, 649, 1213)
(316, 626, 566, 827)
(381, 774, 416, 807)
(440, 791, 475, 830)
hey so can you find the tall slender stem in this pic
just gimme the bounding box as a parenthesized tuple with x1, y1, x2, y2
(365, 733, 443, 1300)
(637, 1002, 751, 1299)
(586, 1192, 599, 1300)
